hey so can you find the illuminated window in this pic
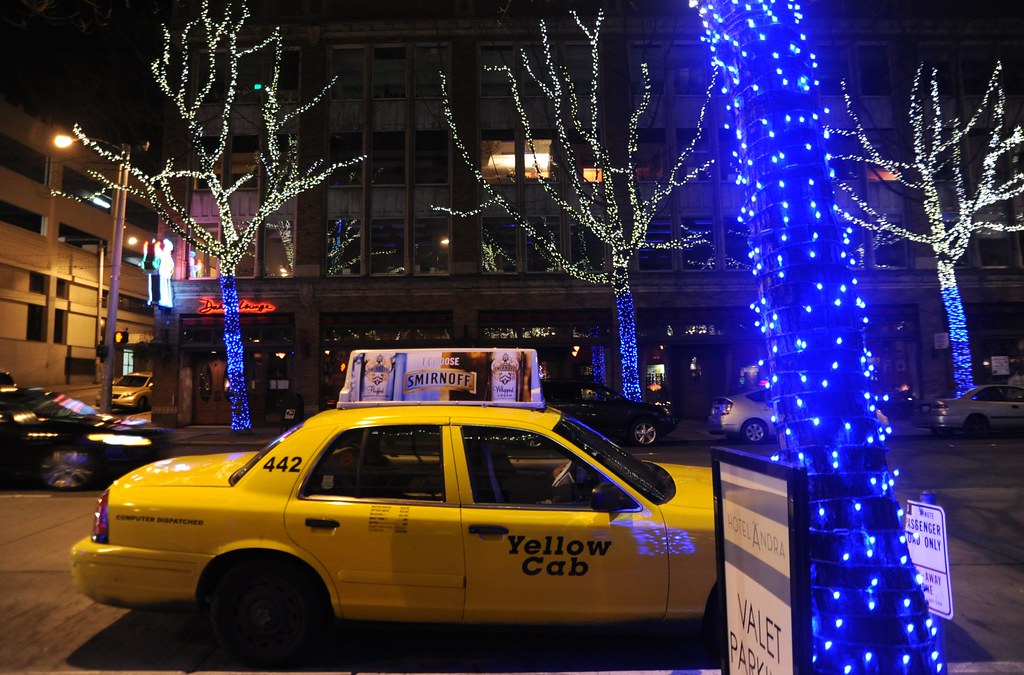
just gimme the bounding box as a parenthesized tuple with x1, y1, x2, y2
(481, 129, 516, 183)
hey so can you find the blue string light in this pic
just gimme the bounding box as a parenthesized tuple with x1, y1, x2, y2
(695, 0, 941, 671)
(220, 273, 252, 431)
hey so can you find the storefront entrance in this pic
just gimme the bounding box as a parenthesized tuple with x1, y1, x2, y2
(193, 354, 230, 425)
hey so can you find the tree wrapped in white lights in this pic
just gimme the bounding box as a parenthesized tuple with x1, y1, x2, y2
(697, 0, 941, 671)
(439, 10, 715, 401)
(832, 62, 1024, 396)
(68, 0, 361, 430)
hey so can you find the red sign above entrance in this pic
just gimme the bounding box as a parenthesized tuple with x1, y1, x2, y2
(197, 297, 277, 315)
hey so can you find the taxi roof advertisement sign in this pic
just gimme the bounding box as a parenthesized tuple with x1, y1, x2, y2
(338, 348, 544, 409)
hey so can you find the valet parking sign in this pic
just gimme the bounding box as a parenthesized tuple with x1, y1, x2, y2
(712, 448, 812, 674)
(905, 499, 954, 619)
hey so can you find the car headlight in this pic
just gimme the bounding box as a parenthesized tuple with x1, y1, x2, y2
(86, 433, 152, 446)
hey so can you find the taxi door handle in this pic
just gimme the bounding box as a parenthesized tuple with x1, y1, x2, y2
(468, 524, 508, 536)
(306, 517, 340, 529)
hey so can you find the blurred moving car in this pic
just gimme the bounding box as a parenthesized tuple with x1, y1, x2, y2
(541, 379, 678, 446)
(0, 387, 170, 489)
(70, 403, 718, 668)
(707, 389, 775, 443)
(96, 372, 153, 412)
(912, 384, 1024, 436)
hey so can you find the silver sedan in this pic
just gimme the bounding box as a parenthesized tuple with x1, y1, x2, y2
(912, 385, 1024, 436)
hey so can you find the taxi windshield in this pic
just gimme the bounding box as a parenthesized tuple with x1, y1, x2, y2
(554, 417, 674, 504)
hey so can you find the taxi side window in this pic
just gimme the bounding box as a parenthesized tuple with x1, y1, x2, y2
(461, 426, 604, 506)
(306, 425, 444, 501)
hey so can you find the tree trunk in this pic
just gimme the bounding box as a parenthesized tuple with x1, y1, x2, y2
(218, 273, 252, 432)
(701, 1, 940, 672)
(936, 258, 975, 396)
(611, 265, 642, 402)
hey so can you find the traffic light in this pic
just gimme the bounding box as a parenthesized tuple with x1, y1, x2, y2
(114, 329, 129, 346)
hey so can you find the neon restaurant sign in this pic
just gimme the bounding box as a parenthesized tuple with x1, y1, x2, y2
(197, 297, 277, 315)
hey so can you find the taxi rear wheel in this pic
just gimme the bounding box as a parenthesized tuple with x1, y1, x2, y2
(212, 559, 328, 668)
(40, 447, 97, 490)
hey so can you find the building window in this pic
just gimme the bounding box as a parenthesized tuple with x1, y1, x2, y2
(414, 130, 449, 184)
(724, 217, 751, 270)
(372, 46, 406, 99)
(570, 219, 605, 271)
(56, 278, 69, 299)
(415, 45, 448, 98)
(231, 135, 260, 187)
(640, 218, 673, 271)
(29, 272, 46, 294)
(53, 308, 67, 344)
(681, 217, 715, 270)
(370, 218, 404, 275)
(525, 215, 560, 272)
(482, 216, 517, 273)
(857, 45, 891, 96)
(814, 47, 848, 97)
(59, 168, 110, 212)
(413, 217, 449, 275)
(676, 128, 712, 180)
(481, 129, 516, 183)
(480, 45, 515, 97)
(264, 221, 294, 278)
(635, 128, 667, 182)
(278, 49, 300, 102)
(332, 47, 365, 100)
(371, 131, 405, 185)
(330, 132, 363, 186)
(0, 132, 47, 184)
(873, 235, 908, 270)
(26, 305, 44, 342)
(669, 44, 709, 95)
(326, 217, 362, 276)
(629, 42, 665, 97)
(977, 228, 1012, 268)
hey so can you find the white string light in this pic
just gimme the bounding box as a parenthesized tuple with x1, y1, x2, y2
(437, 10, 716, 400)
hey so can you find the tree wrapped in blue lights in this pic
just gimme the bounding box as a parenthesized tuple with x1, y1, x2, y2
(69, 0, 361, 430)
(695, 0, 941, 671)
(439, 11, 715, 401)
(832, 63, 1024, 396)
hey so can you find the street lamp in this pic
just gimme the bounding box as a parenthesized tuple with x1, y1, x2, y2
(54, 133, 140, 414)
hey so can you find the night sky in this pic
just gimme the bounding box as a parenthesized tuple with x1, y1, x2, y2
(1, 0, 172, 151)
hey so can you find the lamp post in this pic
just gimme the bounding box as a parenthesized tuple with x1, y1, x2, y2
(54, 133, 136, 414)
(98, 148, 130, 414)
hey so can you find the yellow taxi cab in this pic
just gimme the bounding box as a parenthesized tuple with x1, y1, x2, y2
(70, 349, 718, 668)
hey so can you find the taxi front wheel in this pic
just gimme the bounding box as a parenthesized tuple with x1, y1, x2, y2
(212, 559, 329, 668)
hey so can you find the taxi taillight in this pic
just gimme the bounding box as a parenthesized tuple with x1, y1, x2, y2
(92, 490, 110, 543)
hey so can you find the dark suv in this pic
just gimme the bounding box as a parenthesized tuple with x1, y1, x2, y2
(541, 379, 678, 446)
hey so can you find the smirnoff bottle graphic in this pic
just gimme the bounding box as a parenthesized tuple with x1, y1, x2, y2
(490, 350, 521, 402)
(359, 352, 396, 401)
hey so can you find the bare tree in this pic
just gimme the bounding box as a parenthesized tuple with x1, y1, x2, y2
(833, 62, 1024, 395)
(439, 10, 715, 401)
(66, 0, 361, 430)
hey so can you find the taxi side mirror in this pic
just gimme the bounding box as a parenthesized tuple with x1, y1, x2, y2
(590, 482, 633, 512)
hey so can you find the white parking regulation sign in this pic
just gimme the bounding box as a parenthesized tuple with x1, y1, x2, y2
(905, 499, 954, 619)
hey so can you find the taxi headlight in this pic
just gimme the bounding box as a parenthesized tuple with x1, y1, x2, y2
(86, 433, 152, 446)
